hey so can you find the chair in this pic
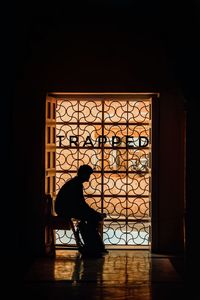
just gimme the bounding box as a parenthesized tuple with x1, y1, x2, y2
(44, 194, 83, 257)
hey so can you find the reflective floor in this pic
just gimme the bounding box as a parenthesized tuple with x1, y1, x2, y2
(22, 249, 185, 300)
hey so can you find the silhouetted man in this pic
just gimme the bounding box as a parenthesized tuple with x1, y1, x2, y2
(55, 164, 108, 256)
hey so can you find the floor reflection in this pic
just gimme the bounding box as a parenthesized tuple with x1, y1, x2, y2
(52, 250, 151, 285)
(72, 255, 105, 283)
(23, 250, 184, 300)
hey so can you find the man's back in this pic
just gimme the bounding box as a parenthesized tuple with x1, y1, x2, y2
(55, 176, 84, 216)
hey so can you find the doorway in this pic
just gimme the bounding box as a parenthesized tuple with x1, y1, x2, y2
(45, 93, 158, 249)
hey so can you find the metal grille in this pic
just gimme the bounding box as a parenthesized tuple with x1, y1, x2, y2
(54, 94, 152, 249)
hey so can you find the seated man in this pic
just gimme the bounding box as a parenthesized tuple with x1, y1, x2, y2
(55, 164, 108, 257)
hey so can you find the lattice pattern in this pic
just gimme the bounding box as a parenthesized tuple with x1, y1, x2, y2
(54, 95, 152, 248)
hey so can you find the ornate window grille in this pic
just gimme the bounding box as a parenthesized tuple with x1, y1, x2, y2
(46, 93, 154, 249)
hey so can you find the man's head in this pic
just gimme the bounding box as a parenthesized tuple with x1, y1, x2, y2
(77, 164, 94, 182)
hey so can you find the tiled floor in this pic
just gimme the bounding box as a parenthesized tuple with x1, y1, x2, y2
(22, 249, 185, 300)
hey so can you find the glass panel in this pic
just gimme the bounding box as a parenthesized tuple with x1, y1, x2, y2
(128, 100, 151, 123)
(56, 100, 78, 123)
(127, 173, 150, 196)
(56, 149, 79, 171)
(103, 221, 150, 245)
(54, 95, 152, 248)
(79, 100, 102, 123)
(104, 100, 127, 123)
(103, 173, 126, 195)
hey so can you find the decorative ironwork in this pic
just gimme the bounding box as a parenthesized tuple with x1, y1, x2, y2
(54, 95, 152, 248)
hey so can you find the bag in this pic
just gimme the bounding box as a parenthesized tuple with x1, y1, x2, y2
(77, 221, 105, 256)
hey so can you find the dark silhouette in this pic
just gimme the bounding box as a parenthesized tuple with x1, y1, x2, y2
(55, 164, 108, 257)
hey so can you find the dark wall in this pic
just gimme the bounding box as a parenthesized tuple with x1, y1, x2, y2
(5, 0, 199, 279)
(156, 91, 185, 253)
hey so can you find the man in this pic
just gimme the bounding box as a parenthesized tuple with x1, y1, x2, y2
(55, 164, 108, 256)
